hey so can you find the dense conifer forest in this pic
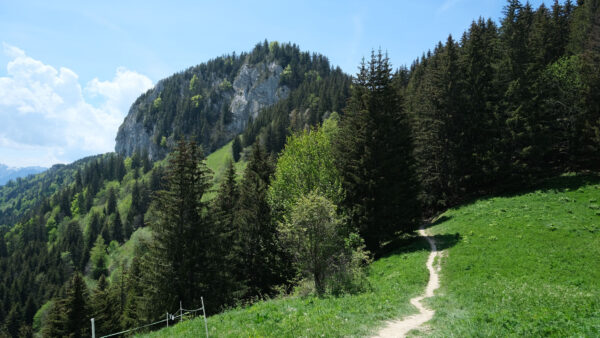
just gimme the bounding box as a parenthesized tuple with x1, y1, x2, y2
(0, 0, 598, 336)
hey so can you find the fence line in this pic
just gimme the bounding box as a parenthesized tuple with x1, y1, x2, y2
(92, 297, 208, 338)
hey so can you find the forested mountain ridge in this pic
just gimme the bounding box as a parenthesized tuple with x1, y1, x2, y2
(0, 156, 103, 229)
(1, 0, 599, 335)
(0, 41, 351, 337)
(115, 40, 349, 160)
(0, 165, 46, 187)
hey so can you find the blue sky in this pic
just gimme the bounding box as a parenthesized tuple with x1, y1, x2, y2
(0, 0, 561, 167)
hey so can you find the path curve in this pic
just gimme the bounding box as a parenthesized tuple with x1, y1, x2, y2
(373, 224, 440, 338)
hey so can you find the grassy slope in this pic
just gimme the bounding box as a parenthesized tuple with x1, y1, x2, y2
(205, 140, 246, 182)
(140, 174, 600, 337)
(417, 174, 600, 337)
(204, 140, 247, 200)
(139, 239, 430, 337)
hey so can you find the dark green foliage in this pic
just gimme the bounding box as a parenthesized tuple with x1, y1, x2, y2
(60, 221, 85, 271)
(335, 51, 421, 251)
(407, 0, 599, 212)
(121, 257, 143, 329)
(91, 274, 122, 336)
(126, 180, 148, 236)
(41, 300, 66, 337)
(139, 141, 212, 320)
(5, 304, 22, 337)
(233, 143, 284, 299)
(109, 209, 124, 243)
(64, 273, 90, 338)
(208, 159, 242, 306)
(106, 187, 117, 215)
(232, 135, 242, 162)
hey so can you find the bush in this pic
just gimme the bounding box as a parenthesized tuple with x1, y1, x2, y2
(279, 191, 370, 296)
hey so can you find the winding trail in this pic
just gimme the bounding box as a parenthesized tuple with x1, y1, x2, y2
(373, 224, 441, 338)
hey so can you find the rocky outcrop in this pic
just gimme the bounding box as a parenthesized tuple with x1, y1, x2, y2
(115, 60, 289, 160)
(115, 81, 165, 160)
(229, 62, 290, 132)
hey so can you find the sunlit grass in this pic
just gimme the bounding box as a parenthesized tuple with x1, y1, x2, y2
(416, 174, 600, 337)
(139, 237, 430, 337)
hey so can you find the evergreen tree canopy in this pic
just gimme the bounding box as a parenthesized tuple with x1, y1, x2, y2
(335, 50, 421, 251)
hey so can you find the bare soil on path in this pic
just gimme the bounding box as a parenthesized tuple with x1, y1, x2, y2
(372, 224, 441, 338)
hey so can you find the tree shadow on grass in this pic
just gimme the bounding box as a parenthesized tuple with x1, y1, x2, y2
(376, 229, 460, 259)
(453, 173, 600, 211)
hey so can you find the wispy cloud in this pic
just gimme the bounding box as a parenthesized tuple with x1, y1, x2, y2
(0, 43, 153, 167)
(437, 0, 464, 15)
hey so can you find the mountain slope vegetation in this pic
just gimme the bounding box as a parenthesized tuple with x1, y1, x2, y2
(1, 0, 599, 336)
(115, 41, 350, 160)
(141, 174, 600, 337)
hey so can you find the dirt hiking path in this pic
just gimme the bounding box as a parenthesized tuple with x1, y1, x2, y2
(372, 224, 440, 338)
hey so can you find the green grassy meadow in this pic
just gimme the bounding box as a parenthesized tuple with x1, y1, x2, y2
(417, 174, 600, 337)
(139, 238, 430, 337)
(137, 174, 600, 337)
(203, 140, 247, 200)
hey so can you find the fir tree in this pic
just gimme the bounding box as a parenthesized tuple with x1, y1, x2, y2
(90, 275, 120, 336)
(140, 140, 212, 321)
(232, 135, 242, 162)
(233, 143, 282, 299)
(210, 159, 240, 305)
(121, 257, 143, 329)
(109, 209, 124, 243)
(106, 187, 117, 215)
(42, 300, 66, 337)
(335, 50, 421, 251)
(64, 273, 90, 338)
(90, 236, 108, 279)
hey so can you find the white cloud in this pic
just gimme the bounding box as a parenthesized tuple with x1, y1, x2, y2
(0, 43, 153, 167)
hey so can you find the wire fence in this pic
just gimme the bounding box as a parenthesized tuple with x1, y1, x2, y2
(91, 297, 208, 338)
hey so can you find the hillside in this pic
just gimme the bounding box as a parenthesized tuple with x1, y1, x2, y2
(0, 155, 105, 228)
(115, 41, 350, 160)
(139, 174, 600, 337)
(2, 0, 599, 336)
(0, 41, 349, 336)
(423, 174, 600, 337)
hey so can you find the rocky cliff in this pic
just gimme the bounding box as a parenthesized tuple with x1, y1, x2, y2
(115, 54, 289, 160)
(115, 41, 350, 160)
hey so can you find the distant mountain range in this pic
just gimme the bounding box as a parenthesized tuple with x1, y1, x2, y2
(0, 163, 46, 185)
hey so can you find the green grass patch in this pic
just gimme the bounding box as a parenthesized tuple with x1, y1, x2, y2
(416, 174, 600, 337)
(203, 140, 246, 201)
(138, 237, 430, 337)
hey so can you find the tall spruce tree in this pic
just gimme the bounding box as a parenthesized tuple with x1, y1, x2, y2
(64, 273, 90, 338)
(139, 140, 212, 321)
(411, 37, 463, 208)
(233, 143, 282, 299)
(232, 135, 242, 162)
(208, 159, 241, 307)
(42, 300, 66, 337)
(90, 275, 120, 336)
(335, 50, 421, 251)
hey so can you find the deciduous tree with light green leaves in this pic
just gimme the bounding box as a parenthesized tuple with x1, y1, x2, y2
(279, 191, 369, 296)
(269, 114, 343, 222)
(90, 235, 108, 279)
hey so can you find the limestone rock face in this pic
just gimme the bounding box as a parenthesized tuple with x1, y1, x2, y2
(229, 62, 290, 132)
(115, 60, 289, 160)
